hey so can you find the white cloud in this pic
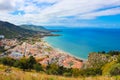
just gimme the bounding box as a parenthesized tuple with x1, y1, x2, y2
(79, 7, 120, 19)
(0, 0, 24, 11)
(39, 0, 120, 17)
(0, 0, 15, 11)
(34, 0, 59, 3)
(0, 0, 120, 27)
(20, 5, 39, 13)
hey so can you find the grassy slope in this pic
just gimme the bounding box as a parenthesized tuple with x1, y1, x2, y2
(0, 65, 120, 80)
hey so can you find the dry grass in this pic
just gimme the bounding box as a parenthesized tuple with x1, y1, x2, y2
(0, 65, 120, 80)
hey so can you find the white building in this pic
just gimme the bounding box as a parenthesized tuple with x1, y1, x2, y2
(9, 52, 23, 59)
(0, 35, 5, 39)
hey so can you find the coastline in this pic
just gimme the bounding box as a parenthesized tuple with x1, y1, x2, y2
(43, 38, 87, 62)
(1, 37, 85, 68)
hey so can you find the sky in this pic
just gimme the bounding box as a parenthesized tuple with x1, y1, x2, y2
(0, 0, 120, 28)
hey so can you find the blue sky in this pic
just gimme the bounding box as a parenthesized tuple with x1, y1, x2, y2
(0, 0, 120, 28)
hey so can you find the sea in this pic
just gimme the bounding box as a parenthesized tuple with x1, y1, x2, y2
(44, 28, 120, 59)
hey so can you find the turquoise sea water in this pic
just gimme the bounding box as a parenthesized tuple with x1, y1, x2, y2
(44, 28, 120, 59)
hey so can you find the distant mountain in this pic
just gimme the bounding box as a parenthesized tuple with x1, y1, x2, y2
(20, 25, 50, 33)
(0, 21, 38, 38)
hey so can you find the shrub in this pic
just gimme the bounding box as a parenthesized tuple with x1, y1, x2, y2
(110, 63, 120, 76)
(79, 68, 102, 77)
(117, 54, 120, 63)
(46, 63, 59, 75)
(0, 57, 15, 66)
(102, 61, 116, 76)
(34, 63, 43, 72)
(27, 56, 36, 70)
(63, 72, 72, 77)
(18, 58, 29, 71)
(71, 68, 80, 77)
(107, 51, 120, 56)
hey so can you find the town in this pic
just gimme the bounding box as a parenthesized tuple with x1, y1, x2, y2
(0, 35, 83, 69)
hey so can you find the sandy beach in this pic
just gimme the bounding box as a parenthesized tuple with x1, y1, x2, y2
(43, 38, 86, 61)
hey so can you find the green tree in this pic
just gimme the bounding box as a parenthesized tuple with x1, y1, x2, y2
(57, 66, 66, 75)
(0, 57, 15, 66)
(27, 56, 36, 70)
(71, 68, 80, 77)
(46, 63, 59, 75)
(18, 58, 29, 71)
(33, 63, 43, 72)
(14, 60, 20, 67)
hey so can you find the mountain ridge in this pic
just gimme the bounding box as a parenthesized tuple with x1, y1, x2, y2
(20, 24, 50, 33)
(0, 21, 50, 38)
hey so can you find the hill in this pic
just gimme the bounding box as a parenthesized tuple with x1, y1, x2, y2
(20, 25, 50, 33)
(0, 21, 39, 38)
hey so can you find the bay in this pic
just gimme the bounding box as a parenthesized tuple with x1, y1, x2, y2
(44, 28, 120, 59)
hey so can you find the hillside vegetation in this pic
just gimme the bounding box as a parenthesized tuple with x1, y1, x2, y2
(0, 64, 120, 80)
(0, 21, 51, 39)
(0, 51, 120, 79)
(20, 25, 50, 33)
